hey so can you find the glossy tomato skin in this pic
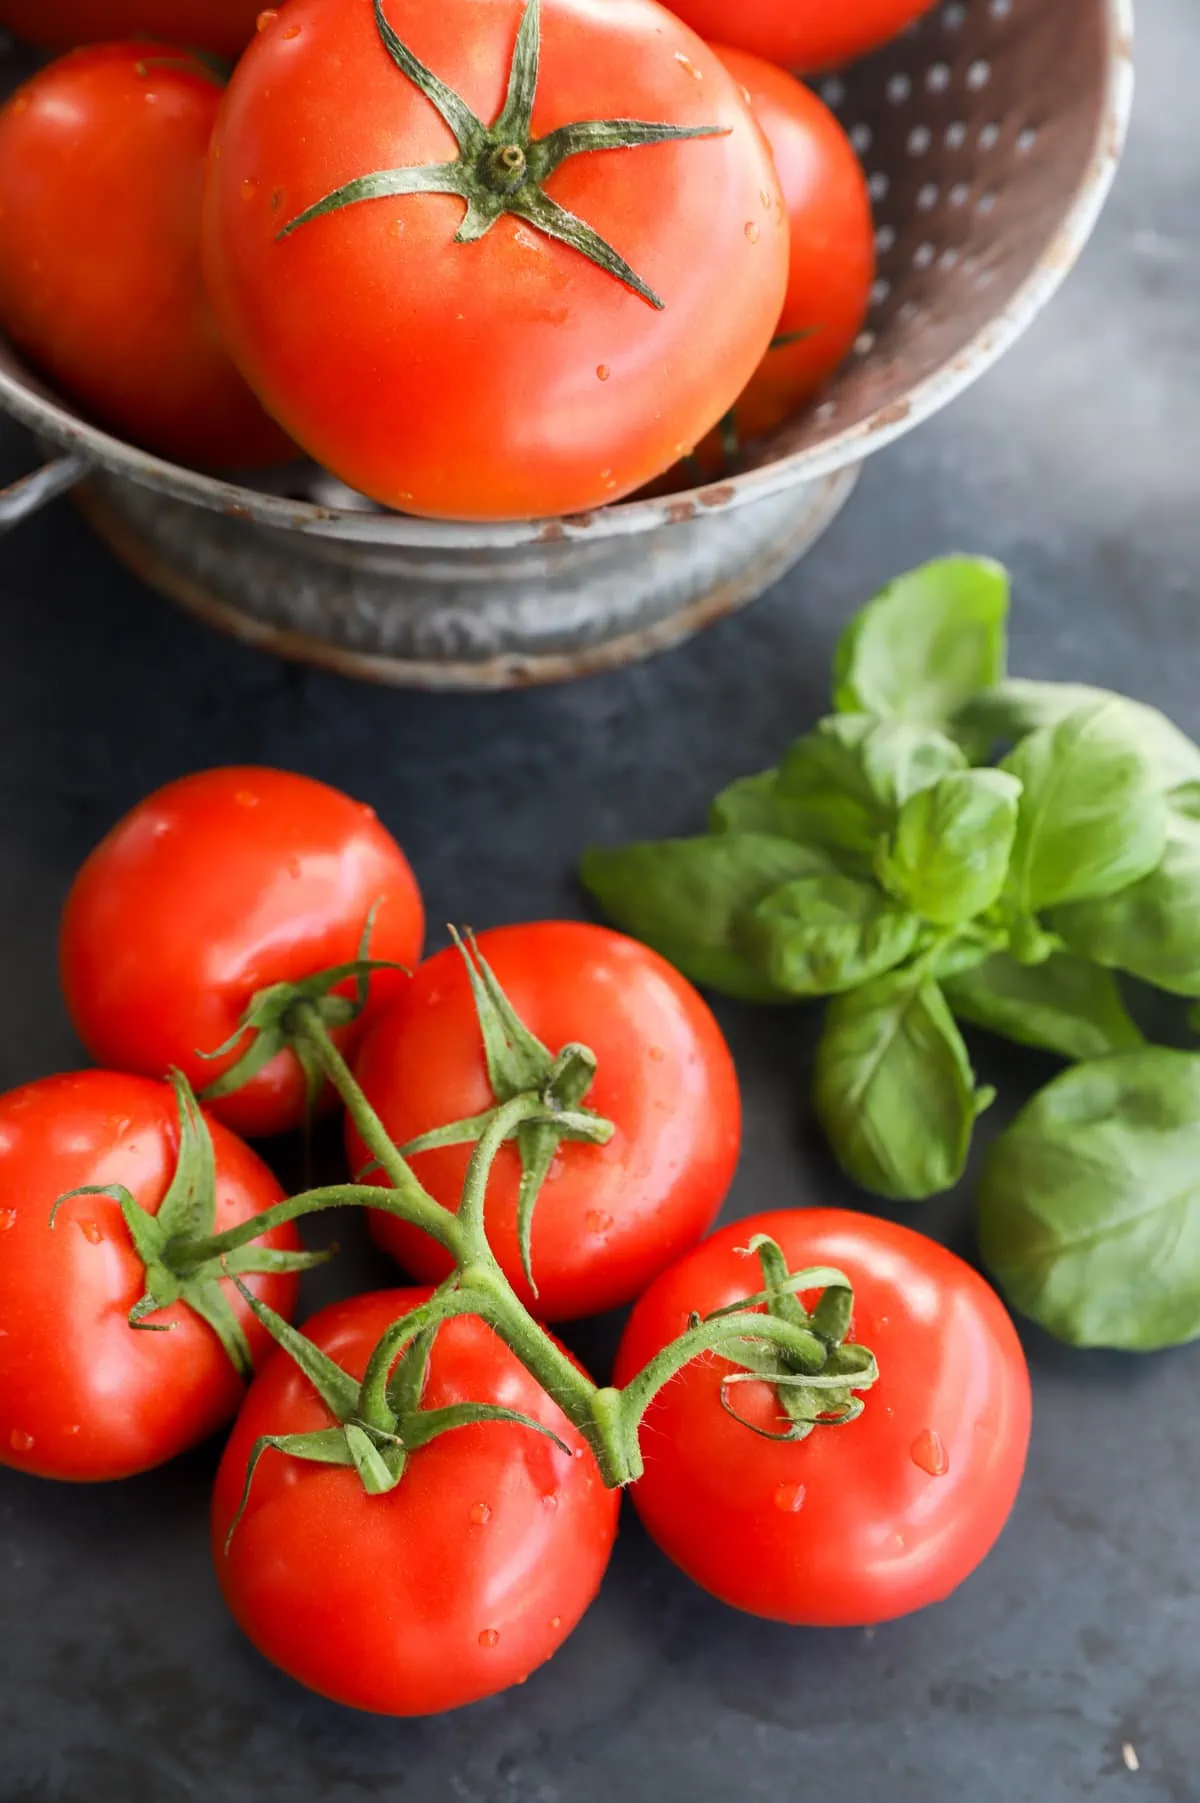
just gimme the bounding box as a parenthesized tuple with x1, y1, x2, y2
(0, 1, 266, 57)
(614, 1209, 1031, 1625)
(349, 922, 741, 1321)
(212, 1288, 620, 1714)
(203, 0, 789, 518)
(662, 0, 939, 74)
(0, 45, 293, 470)
(0, 1071, 299, 1482)
(714, 49, 874, 435)
(60, 768, 424, 1139)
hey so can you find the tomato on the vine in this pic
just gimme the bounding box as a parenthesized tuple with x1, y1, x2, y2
(683, 48, 874, 476)
(614, 1209, 1031, 1625)
(0, 45, 293, 470)
(661, 0, 940, 75)
(349, 922, 741, 1321)
(0, 1, 265, 58)
(60, 768, 425, 1139)
(0, 1071, 300, 1482)
(202, 0, 789, 518)
(212, 1288, 619, 1714)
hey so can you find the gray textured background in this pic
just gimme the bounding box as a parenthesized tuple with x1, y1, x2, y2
(1, 1, 1199, 1796)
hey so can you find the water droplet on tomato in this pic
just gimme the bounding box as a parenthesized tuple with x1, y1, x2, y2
(0, 1208, 16, 1232)
(256, 8, 278, 28)
(596, 365, 611, 382)
(585, 1210, 613, 1235)
(282, 21, 300, 37)
(468, 1501, 491, 1526)
(233, 789, 259, 807)
(910, 1428, 950, 1477)
(478, 1628, 500, 1649)
(66, 1424, 81, 1435)
(773, 1481, 806, 1513)
(286, 857, 301, 879)
(759, 189, 771, 210)
(674, 51, 703, 79)
(548, 1614, 562, 1631)
(9, 1430, 33, 1453)
(745, 221, 760, 244)
(360, 803, 376, 820)
(542, 1493, 559, 1512)
(240, 178, 258, 202)
(78, 1221, 103, 1246)
(647, 1045, 665, 1062)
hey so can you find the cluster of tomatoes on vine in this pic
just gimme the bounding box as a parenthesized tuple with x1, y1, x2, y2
(0, 0, 932, 518)
(0, 766, 1032, 1716)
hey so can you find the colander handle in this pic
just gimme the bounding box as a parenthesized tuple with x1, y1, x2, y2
(0, 452, 92, 532)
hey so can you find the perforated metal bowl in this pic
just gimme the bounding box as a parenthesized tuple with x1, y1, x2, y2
(0, 0, 1133, 687)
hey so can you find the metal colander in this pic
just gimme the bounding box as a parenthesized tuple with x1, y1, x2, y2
(0, 0, 1133, 687)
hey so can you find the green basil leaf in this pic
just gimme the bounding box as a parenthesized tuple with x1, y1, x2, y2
(958, 681, 1200, 788)
(945, 951, 1143, 1060)
(813, 972, 985, 1200)
(977, 1048, 1200, 1348)
(832, 556, 1009, 728)
(1051, 784, 1200, 996)
(708, 770, 840, 846)
(737, 873, 921, 997)
(775, 715, 967, 866)
(580, 834, 836, 1003)
(1000, 701, 1169, 912)
(877, 769, 1022, 926)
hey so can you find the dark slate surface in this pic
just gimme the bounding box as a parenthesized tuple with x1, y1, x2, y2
(2, 2, 1199, 1797)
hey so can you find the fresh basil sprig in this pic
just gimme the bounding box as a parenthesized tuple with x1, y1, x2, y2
(581, 556, 1200, 1210)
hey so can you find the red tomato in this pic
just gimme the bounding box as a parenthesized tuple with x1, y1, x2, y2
(708, 49, 873, 452)
(60, 768, 425, 1138)
(0, 45, 293, 470)
(349, 922, 741, 1321)
(0, 1, 265, 58)
(202, 0, 789, 518)
(661, 0, 940, 74)
(212, 1288, 619, 1713)
(614, 1209, 1031, 1624)
(0, 1071, 299, 1482)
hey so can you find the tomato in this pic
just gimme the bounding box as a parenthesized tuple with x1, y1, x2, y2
(614, 1209, 1031, 1624)
(349, 922, 741, 1321)
(694, 49, 874, 470)
(0, 45, 293, 470)
(202, 0, 789, 519)
(0, 1071, 300, 1482)
(0, 1, 265, 59)
(661, 0, 940, 74)
(60, 767, 425, 1139)
(212, 1288, 619, 1713)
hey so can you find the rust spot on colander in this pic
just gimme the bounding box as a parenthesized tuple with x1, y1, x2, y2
(869, 400, 912, 431)
(564, 511, 599, 530)
(698, 485, 736, 509)
(664, 500, 697, 524)
(536, 522, 568, 543)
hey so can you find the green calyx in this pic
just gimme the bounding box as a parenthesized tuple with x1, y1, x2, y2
(707, 1235, 879, 1440)
(390, 927, 615, 1297)
(222, 1276, 570, 1550)
(198, 900, 404, 1114)
(278, 0, 727, 309)
(51, 1072, 327, 1378)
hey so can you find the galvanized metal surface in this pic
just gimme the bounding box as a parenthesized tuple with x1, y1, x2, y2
(75, 466, 861, 688)
(0, 0, 1133, 680)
